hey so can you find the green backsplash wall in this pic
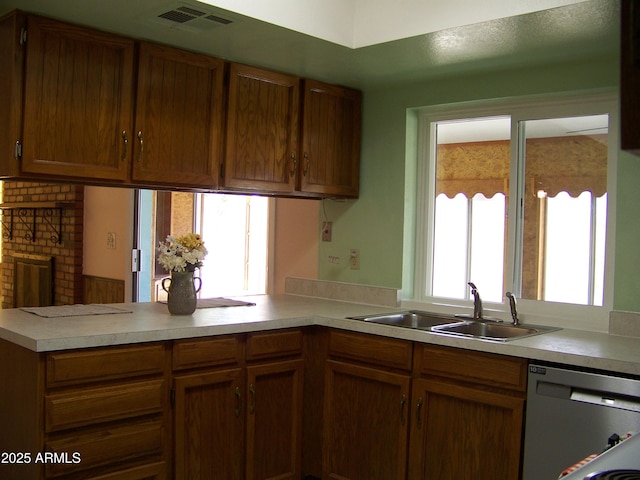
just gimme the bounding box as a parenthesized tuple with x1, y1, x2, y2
(317, 52, 640, 313)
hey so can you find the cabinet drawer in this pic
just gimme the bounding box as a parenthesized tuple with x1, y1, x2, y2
(172, 335, 242, 371)
(246, 329, 303, 361)
(85, 461, 166, 480)
(47, 343, 166, 387)
(45, 420, 164, 477)
(45, 379, 165, 432)
(417, 344, 527, 392)
(328, 330, 413, 371)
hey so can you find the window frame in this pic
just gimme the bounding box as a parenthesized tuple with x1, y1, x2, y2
(410, 92, 618, 332)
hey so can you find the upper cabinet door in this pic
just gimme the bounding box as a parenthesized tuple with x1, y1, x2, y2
(131, 42, 225, 188)
(224, 63, 300, 193)
(21, 16, 134, 181)
(300, 80, 361, 198)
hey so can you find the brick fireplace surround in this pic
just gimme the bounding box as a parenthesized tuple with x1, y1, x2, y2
(1, 181, 84, 308)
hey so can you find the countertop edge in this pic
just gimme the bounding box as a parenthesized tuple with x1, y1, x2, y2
(1, 296, 639, 376)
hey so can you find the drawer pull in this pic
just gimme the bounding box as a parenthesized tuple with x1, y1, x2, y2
(416, 397, 423, 428)
(234, 386, 242, 418)
(400, 394, 407, 425)
(121, 131, 128, 161)
(249, 383, 256, 414)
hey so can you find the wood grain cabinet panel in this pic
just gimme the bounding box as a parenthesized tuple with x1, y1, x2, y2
(131, 42, 225, 187)
(246, 359, 304, 480)
(322, 360, 410, 480)
(328, 329, 413, 371)
(408, 378, 525, 480)
(223, 63, 300, 193)
(21, 15, 134, 180)
(173, 368, 245, 480)
(84, 462, 167, 480)
(45, 420, 164, 477)
(416, 343, 528, 392)
(246, 329, 303, 361)
(621, 0, 640, 155)
(46, 343, 166, 387)
(45, 379, 165, 432)
(300, 80, 361, 197)
(172, 335, 242, 371)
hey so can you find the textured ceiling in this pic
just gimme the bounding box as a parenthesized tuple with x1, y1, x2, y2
(0, 0, 620, 89)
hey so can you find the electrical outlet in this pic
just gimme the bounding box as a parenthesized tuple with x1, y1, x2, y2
(349, 249, 360, 270)
(328, 255, 340, 265)
(107, 232, 116, 249)
(322, 221, 332, 242)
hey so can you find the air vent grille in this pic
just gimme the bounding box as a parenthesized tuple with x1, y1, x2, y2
(149, 3, 234, 30)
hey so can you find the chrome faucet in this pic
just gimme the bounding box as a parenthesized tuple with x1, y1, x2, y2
(468, 282, 483, 320)
(505, 291, 519, 326)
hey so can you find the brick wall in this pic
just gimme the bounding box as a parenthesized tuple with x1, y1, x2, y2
(1, 182, 84, 308)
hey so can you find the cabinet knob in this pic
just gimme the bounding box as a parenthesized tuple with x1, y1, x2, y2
(416, 397, 423, 428)
(400, 394, 407, 426)
(120, 131, 128, 161)
(249, 383, 256, 414)
(137, 131, 144, 162)
(234, 386, 242, 418)
(303, 152, 310, 176)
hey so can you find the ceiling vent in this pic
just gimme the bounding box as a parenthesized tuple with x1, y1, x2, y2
(148, 2, 233, 31)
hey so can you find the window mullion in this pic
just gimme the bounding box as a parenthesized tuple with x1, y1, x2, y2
(465, 196, 473, 300)
(588, 193, 597, 305)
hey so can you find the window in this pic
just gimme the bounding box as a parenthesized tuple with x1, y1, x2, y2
(414, 94, 616, 328)
(141, 192, 270, 301)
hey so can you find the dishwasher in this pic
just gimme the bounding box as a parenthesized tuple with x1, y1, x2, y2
(522, 363, 640, 480)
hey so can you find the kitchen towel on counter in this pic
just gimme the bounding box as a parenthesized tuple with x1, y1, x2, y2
(21, 304, 133, 318)
(158, 298, 256, 308)
(196, 298, 256, 308)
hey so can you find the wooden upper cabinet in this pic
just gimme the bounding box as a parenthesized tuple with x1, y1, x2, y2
(621, 0, 640, 155)
(0, 11, 25, 178)
(223, 63, 300, 193)
(131, 42, 225, 187)
(21, 15, 134, 181)
(300, 80, 361, 197)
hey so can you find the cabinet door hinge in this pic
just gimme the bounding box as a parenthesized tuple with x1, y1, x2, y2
(14, 141, 22, 161)
(170, 388, 176, 406)
(19, 27, 27, 45)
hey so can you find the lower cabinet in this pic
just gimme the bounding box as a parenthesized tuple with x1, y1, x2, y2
(173, 367, 245, 479)
(408, 343, 527, 480)
(172, 330, 304, 480)
(322, 330, 413, 480)
(319, 331, 528, 480)
(323, 360, 410, 480)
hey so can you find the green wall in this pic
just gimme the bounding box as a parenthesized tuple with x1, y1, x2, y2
(317, 52, 640, 313)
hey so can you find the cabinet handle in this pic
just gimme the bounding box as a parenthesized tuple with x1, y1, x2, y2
(249, 383, 256, 414)
(303, 152, 310, 176)
(234, 386, 242, 418)
(416, 397, 423, 428)
(121, 131, 128, 161)
(137, 131, 144, 162)
(290, 152, 297, 177)
(400, 394, 407, 425)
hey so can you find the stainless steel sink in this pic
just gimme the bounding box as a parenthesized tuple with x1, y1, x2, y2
(348, 310, 455, 329)
(348, 311, 560, 341)
(431, 320, 559, 341)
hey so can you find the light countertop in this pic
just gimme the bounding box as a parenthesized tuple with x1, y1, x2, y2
(1, 294, 639, 376)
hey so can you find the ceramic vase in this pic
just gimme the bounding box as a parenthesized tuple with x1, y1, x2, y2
(161, 270, 202, 315)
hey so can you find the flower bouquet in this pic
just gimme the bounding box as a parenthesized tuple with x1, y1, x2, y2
(157, 233, 208, 273)
(157, 233, 207, 315)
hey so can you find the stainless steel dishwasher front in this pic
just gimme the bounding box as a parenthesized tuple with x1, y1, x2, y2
(522, 363, 640, 480)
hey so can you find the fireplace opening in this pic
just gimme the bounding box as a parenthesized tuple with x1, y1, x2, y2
(12, 253, 54, 307)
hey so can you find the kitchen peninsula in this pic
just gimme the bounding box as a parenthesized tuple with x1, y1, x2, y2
(1, 287, 640, 480)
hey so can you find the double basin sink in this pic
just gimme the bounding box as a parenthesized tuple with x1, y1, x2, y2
(348, 310, 559, 342)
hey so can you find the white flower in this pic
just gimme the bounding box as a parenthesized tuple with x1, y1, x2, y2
(157, 233, 208, 273)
